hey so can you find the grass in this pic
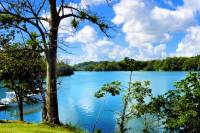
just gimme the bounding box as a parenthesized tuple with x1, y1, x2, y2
(0, 120, 85, 133)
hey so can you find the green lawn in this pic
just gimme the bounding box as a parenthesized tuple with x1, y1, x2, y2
(0, 120, 83, 133)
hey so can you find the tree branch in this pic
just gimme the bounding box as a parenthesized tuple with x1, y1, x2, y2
(59, 13, 111, 37)
(0, 1, 49, 53)
(36, 0, 46, 16)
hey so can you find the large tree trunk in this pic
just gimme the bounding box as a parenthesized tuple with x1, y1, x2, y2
(42, 91, 47, 121)
(45, 0, 60, 124)
(16, 93, 23, 121)
(46, 48, 59, 124)
(19, 96, 23, 121)
(39, 78, 47, 121)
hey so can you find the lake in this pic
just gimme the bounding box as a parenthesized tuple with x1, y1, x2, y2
(0, 71, 187, 133)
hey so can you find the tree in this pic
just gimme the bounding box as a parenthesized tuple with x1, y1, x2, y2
(95, 58, 152, 133)
(0, 0, 110, 124)
(56, 61, 74, 76)
(161, 57, 186, 71)
(144, 61, 156, 71)
(148, 72, 200, 132)
(183, 57, 198, 71)
(95, 77, 152, 133)
(0, 44, 43, 121)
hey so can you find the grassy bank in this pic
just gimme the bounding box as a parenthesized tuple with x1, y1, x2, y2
(0, 120, 84, 133)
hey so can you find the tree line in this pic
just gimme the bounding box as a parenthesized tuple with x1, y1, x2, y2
(40, 59, 74, 77)
(74, 56, 200, 71)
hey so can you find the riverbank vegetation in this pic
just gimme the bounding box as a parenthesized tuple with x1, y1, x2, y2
(40, 60, 74, 77)
(0, 120, 84, 133)
(74, 56, 200, 71)
(95, 70, 200, 133)
(0, 38, 73, 120)
(0, 43, 44, 121)
(56, 61, 74, 76)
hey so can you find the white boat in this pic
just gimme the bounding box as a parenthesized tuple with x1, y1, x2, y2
(0, 92, 16, 105)
(0, 91, 42, 106)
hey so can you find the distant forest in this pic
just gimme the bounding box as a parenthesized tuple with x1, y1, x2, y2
(73, 55, 200, 71)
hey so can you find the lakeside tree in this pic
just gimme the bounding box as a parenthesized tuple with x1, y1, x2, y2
(56, 61, 74, 76)
(95, 76, 152, 133)
(95, 58, 152, 133)
(0, 44, 43, 121)
(0, 0, 110, 124)
(148, 72, 200, 132)
(95, 71, 200, 133)
(94, 58, 200, 132)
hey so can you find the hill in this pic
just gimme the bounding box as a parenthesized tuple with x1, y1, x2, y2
(73, 56, 200, 71)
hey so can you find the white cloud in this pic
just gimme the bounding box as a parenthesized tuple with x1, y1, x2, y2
(108, 45, 132, 60)
(112, 0, 200, 45)
(112, 0, 172, 51)
(111, 0, 200, 60)
(171, 26, 200, 57)
(66, 25, 97, 44)
(163, 0, 173, 7)
(135, 44, 167, 60)
(183, 0, 200, 11)
(151, 6, 195, 32)
(112, 0, 145, 25)
(80, 0, 108, 7)
(63, 25, 167, 64)
(111, 0, 169, 60)
(64, 25, 137, 64)
(65, 25, 118, 64)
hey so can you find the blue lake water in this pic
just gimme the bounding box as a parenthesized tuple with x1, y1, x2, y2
(0, 71, 187, 132)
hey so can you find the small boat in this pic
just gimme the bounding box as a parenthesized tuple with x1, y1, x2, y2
(0, 92, 16, 105)
(0, 91, 42, 107)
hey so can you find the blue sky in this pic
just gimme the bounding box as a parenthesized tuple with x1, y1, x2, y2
(47, 0, 200, 64)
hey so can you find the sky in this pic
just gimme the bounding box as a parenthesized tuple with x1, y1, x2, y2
(45, 0, 200, 64)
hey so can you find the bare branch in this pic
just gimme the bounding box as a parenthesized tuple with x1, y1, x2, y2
(36, 0, 46, 16)
(0, 9, 48, 52)
(58, 46, 72, 54)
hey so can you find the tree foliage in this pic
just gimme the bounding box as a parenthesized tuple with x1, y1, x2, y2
(56, 61, 74, 76)
(95, 72, 152, 133)
(74, 56, 200, 71)
(0, 43, 44, 121)
(148, 72, 200, 132)
(95, 71, 200, 132)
